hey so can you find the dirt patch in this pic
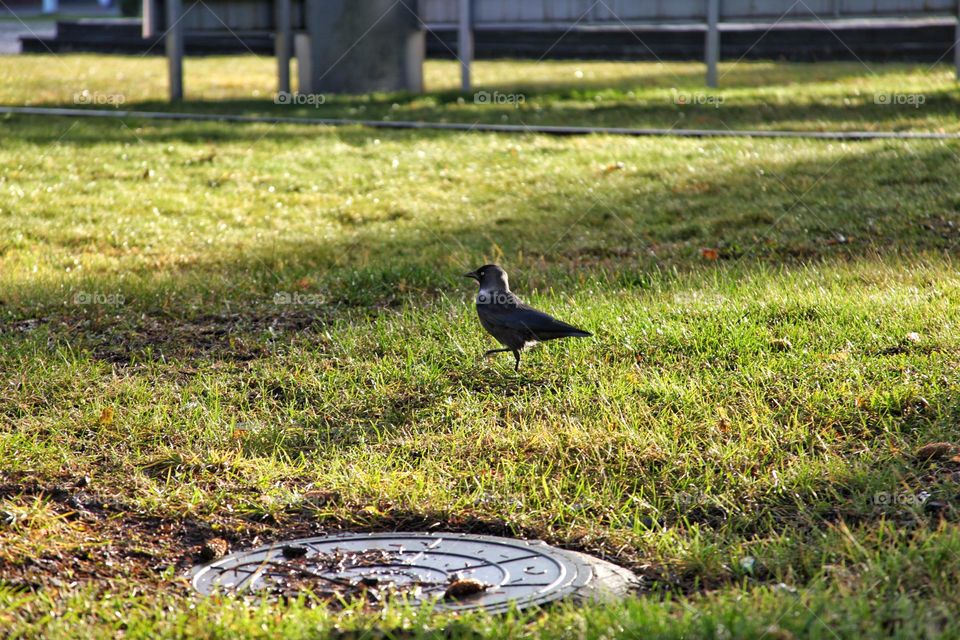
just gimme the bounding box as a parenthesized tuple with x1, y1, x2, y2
(1, 310, 328, 364)
(0, 474, 217, 593)
(0, 472, 662, 597)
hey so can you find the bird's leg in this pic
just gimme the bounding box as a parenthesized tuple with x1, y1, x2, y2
(513, 350, 521, 372)
(484, 348, 511, 358)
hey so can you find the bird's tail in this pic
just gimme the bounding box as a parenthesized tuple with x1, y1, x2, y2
(539, 326, 592, 340)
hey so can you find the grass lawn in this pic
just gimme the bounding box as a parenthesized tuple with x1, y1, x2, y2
(2, 54, 958, 132)
(2, 56, 960, 638)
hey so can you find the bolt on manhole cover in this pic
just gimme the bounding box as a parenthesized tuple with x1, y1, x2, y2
(191, 532, 635, 613)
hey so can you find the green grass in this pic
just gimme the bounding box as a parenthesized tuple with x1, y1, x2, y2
(2, 56, 960, 638)
(3, 55, 959, 131)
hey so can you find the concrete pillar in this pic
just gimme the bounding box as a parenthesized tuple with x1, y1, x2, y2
(705, 0, 720, 88)
(459, 0, 473, 92)
(143, 0, 157, 38)
(299, 0, 424, 95)
(956, 0, 960, 81)
(166, 0, 183, 101)
(276, 0, 292, 94)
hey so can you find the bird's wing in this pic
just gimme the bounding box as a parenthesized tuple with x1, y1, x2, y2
(481, 294, 591, 340)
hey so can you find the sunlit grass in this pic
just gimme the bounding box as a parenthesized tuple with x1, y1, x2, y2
(1, 55, 958, 131)
(2, 57, 960, 638)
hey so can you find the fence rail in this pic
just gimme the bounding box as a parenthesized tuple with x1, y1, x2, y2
(150, 0, 960, 100)
(421, 0, 957, 23)
(423, 0, 960, 88)
(167, 0, 958, 31)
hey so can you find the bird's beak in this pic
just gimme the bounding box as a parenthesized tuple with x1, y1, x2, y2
(463, 270, 479, 281)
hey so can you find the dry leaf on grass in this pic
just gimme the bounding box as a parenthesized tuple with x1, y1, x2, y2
(602, 162, 625, 174)
(199, 537, 229, 562)
(770, 338, 793, 352)
(444, 578, 489, 600)
(915, 442, 956, 461)
(700, 248, 720, 261)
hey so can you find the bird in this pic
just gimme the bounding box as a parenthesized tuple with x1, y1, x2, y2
(463, 264, 591, 371)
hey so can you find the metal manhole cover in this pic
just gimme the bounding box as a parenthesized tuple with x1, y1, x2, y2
(191, 532, 596, 613)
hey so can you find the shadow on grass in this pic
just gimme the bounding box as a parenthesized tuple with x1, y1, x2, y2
(2, 120, 959, 450)
(3, 126, 959, 353)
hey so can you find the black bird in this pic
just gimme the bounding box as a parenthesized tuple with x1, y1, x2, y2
(464, 264, 591, 371)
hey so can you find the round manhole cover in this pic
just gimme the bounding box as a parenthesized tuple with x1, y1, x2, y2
(191, 532, 608, 612)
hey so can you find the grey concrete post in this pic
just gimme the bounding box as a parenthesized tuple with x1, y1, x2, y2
(705, 0, 720, 88)
(166, 0, 183, 101)
(955, 0, 960, 81)
(142, 0, 156, 38)
(459, 0, 473, 92)
(300, 0, 424, 94)
(276, 0, 292, 94)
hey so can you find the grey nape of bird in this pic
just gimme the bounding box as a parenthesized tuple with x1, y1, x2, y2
(463, 264, 591, 371)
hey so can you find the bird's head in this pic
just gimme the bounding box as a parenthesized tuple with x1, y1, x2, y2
(463, 264, 510, 292)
